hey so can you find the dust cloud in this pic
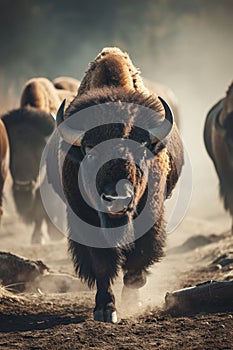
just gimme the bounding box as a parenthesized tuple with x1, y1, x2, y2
(0, 1, 233, 316)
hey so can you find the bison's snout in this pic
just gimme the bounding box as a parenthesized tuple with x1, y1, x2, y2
(101, 192, 133, 212)
(101, 180, 134, 217)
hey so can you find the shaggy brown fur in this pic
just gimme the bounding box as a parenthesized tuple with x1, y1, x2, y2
(21, 77, 77, 114)
(78, 47, 147, 96)
(20, 77, 61, 114)
(204, 81, 233, 234)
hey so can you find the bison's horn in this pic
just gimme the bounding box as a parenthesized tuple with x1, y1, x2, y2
(56, 99, 84, 146)
(149, 96, 174, 144)
(56, 99, 66, 126)
(50, 112, 56, 120)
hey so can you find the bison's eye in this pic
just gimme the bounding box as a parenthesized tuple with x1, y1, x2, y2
(85, 146, 97, 160)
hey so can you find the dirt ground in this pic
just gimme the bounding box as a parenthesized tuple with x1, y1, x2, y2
(0, 181, 233, 350)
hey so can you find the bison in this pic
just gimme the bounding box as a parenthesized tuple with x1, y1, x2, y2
(0, 119, 9, 220)
(204, 81, 233, 234)
(53, 76, 80, 94)
(50, 47, 184, 322)
(2, 77, 76, 243)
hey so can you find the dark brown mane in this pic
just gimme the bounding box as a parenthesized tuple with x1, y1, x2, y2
(66, 86, 163, 118)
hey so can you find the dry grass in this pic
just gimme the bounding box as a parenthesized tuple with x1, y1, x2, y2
(0, 284, 22, 299)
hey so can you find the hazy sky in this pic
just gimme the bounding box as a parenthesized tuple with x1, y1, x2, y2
(0, 0, 232, 81)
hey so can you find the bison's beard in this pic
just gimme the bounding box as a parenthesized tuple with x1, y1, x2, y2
(98, 210, 135, 249)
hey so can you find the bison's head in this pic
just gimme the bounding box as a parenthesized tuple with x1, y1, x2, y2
(2, 107, 54, 220)
(57, 87, 174, 232)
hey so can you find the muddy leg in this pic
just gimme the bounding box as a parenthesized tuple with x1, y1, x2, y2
(94, 277, 117, 323)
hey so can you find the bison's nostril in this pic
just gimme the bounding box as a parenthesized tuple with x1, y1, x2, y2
(101, 193, 133, 202)
(101, 193, 113, 202)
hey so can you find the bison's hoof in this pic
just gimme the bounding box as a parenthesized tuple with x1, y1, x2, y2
(123, 271, 147, 289)
(31, 233, 43, 245)
(94, 309, 117, 323)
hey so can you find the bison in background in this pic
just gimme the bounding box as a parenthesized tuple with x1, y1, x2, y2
(2, 77, 76, 243)
(53, 76, 80, 94)
(0, 119, 9, 220)
(51, 47, 184, 322)
(204, 81, 233, 234)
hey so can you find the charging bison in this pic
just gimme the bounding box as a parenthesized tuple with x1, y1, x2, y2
(52, 47, 184, 322)
(2, 77, 76, 243)
(204, 81, 233, 234)
(0, 119, 9, 220)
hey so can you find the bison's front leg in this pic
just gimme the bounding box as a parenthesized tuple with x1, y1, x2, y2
(121, 270, 146, 311)
(31, 220, 44, 244)
(31, 190, 45, 244)
(121, 224, 165, 309)
(94, 277, 117, 323)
